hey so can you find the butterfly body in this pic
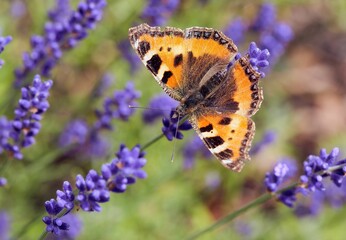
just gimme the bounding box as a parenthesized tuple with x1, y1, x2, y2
(129, 24, 263, 172)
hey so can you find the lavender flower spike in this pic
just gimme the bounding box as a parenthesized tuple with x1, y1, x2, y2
(264, 158, 297, 192)
(264, 158, 298, 207)
(43, 144, 147, 237)
(300, 148, 341, 192)
(14, 0, 106, 87)
(248, 42, 270, 78)
(0, 35, 12, 68)
(42, 199, 69, 235)
(251, 3, 276, 32)
(94, 81, 141, 129)
(143, 94, 178, 124)
(141, 0, 180, 26)
(10, 75, 53, 158)
(162, 109, 192, 141)
(0, 75, 53, 159)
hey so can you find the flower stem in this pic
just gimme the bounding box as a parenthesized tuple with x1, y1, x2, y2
(186, 193, 272, 240)
(141, 133, 165, 150)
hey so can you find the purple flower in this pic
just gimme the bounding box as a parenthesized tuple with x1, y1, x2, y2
(56, 181, 75, 210)
(278, 188, 297, 208)
(250, 3, 276, 32)
(102, 144, 147, 192)
(259, 22, 293, 64)
(250, 130, 277, 155)
(247, 42, 270, 78)
(264, 158, 298, 207)
(94, 81, 141, 126)
(42, 199, 70, 235)
(14, 0, 106, 87)
(47, 214, 83, 240)
(224, 3, 293, 72)
(142, 94, 179, 124)
(0, 177, 7, 187)
(300, 148, 341, 191)
(0, 75, 53, 159)
(76, 170, 110, 212)
(182, 135, 212, 169)
(0, 35, 12, 68)
(0, 117, 11, 154)
(264, 148, 346, 209)
(141, 0, 180, 26)
(264, 158, 297, 192)
(43, 144, 147, 236)
(59, 120, 89, 147)
(162, 110, 192, 141)
(224, 18, 247, 45)
(48, 0, 72, 23)
(0, 211, 10, 240)
(11, 75, 53, 157)
(58, 82, 139, 159)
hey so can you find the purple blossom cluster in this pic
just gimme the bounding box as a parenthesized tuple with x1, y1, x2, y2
(142, 94, 178, 124)
(14, 0, 106, 87)
(161, 110, 192, 141)
(59, 81, 140, 157)
(0, 75, 53, 159)
(0, 35, 12, 68)
(224, 3, 293, 68)
(43, 144, 147, 236)
(141, 0, 180, 26)
(95, 81, 141, 124)
(264, 148, 346, 208)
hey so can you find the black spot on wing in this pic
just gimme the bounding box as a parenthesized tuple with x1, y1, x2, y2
(146, 54, 162, 75)
(161, 71, 173, 84)
(204, 136, 224, 148)
(218, 117, 231, 125)
(200, 124, 213, 133)
(215, 149, 234, 159)
(138, 41, 150, 58)
(174, 54, 183, 67)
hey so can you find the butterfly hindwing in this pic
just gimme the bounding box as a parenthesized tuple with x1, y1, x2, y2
(190, 112, 255, 172)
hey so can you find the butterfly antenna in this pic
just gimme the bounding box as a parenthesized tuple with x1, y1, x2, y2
(170, 111, 181, 163)
(128, 105, 172, 112)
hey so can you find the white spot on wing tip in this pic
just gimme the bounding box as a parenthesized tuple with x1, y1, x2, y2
(134, 40, 139, 48)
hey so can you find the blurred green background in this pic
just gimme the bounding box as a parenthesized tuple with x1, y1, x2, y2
(1, 0, 346, 239)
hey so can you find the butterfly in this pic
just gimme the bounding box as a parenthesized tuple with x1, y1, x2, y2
(128, 23, 263, 172)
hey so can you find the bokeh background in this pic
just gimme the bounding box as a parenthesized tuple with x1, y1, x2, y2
(1, 0, 346, 239)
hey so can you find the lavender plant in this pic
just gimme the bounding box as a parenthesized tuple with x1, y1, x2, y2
(0, 1, 345, 239)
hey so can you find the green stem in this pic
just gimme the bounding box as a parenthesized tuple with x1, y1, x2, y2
(141, 133, 165, 150)
(186, 193, 272, 240)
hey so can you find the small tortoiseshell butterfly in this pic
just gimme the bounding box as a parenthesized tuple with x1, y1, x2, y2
(129, 23, 263, 172)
